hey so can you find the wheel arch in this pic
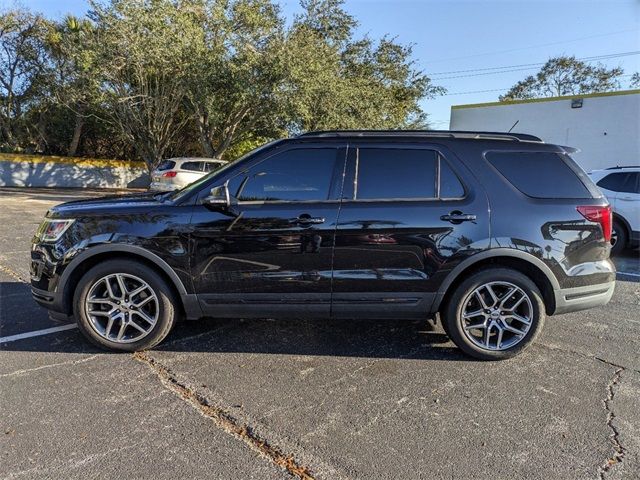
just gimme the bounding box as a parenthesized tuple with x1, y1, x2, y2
(432, 249, 559, 315)
(612, 212, 631, 242)
(58, 245, 191, 317)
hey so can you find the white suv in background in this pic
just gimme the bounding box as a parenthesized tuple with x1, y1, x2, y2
(149, 157, 228, 192)
(589, 166, 640, 255)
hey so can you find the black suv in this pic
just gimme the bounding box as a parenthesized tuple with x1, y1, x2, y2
(31, 131, 615, 360)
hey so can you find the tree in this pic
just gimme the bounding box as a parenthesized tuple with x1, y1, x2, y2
(0, 8, 49, 149)
(44, 15, 103, 156)
(286, 0, 443, 132)
(186, 0, 290, 159)
(500, 56, 624, 101)
(631, 72, 640, 88)
(88, 0, 201, 172)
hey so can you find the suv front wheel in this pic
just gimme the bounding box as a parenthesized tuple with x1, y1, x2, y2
(443, 268, 545, 360)
(73, 260, 178, 351)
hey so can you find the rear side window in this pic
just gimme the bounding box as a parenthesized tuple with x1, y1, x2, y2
(440, 159, 465, 198)
(597, 172, 639, 194)
(487, 151, 591, 198)
(156, 160, 176, 171)
(356, 149, 437, 199)
(181, 161, 204, 172)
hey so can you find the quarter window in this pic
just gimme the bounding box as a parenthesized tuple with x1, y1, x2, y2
(233, 149, 337, 202)
(487, 151, 591, 198)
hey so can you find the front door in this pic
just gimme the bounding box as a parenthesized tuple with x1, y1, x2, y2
(190, 145, 346, 317)
(331, 143, 490, 318)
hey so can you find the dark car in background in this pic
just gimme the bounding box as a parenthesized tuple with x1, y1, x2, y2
(31, 130, 615, 360)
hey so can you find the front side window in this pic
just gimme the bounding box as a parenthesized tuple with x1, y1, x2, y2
(203, 162, 224, 173)
(232, 148, 337, 202)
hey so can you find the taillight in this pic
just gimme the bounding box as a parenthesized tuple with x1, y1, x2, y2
(162, 171, 177, 178)
(577, 205, 612, 242)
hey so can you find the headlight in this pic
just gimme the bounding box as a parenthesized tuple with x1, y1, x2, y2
(36, 219, 75, 242)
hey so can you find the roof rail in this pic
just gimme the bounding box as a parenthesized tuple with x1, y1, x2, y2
(605, 165, 640, 170)
(297, 129, 544, 143)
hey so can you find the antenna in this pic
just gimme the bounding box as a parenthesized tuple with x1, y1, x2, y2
(508, 120, 519, 133)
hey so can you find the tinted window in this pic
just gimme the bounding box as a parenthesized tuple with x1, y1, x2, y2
(487, 151, 591, 198)
(157, 160, 176, 171)
(234, 149, 337, 202)
(356, 149, 437, 199)
(440, 159, 465, 198)
(181, 161, 204, 172)
(597, 172, 639, 194)
(203, 162, 224, 173)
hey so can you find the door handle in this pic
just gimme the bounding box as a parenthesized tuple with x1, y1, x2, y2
(440, 211, 477, 224)
(289, 215, 325, 225)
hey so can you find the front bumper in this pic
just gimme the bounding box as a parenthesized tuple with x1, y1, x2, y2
(552, 280, 615, 315)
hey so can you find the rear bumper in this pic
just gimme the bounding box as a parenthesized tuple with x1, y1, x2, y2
(552, 281, 615, 315)
(149, 182, 180, 192)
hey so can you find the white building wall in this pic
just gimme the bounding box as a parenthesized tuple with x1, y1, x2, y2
(449, 91, 640, 172)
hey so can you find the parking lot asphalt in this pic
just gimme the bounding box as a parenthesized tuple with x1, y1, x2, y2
(1, 187, 639, 480)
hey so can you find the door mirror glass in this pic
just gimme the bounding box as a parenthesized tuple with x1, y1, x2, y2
(203, 183, 231, 210)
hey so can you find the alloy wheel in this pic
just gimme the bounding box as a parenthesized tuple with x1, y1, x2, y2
(84, 273, 159, 343)
(460, 281, 533, 351)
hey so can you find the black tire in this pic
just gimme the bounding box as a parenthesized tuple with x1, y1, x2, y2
(73, 260, 178, 351)
(442, 268, 545, 360)
(610, 220, 628, 256)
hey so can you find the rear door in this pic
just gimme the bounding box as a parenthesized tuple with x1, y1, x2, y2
(331, 143, 489, 319)
(178, 161, 206, 187)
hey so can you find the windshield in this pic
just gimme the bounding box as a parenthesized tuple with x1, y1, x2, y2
(166, 139, 284, 202)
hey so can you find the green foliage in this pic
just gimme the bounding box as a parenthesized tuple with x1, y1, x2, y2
(500, 56, 624, 101)
(0, 0, 444, 169)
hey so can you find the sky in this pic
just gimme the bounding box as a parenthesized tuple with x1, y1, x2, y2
(5, 0, 640, 128)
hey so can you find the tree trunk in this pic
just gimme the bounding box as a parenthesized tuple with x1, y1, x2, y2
(197, 111, 216, 158)
(68, 106, 86, 157)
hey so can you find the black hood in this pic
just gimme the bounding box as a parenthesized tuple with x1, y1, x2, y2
(48, 192, 166, 218)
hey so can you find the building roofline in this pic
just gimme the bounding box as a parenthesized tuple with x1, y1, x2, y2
(451, 89, 640, 110)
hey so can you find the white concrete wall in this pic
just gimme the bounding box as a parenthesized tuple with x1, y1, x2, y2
(450, 91, 640, 172)
(0, 156, 149, 189)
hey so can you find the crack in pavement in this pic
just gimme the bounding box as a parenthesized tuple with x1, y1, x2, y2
(536, 342, 630, 478)
(598, 367, 626, 479)
(133, 351, 315, 480)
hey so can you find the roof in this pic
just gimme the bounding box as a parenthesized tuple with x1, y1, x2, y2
(452, 89, 640, 110)
(298, 129, 543, 143)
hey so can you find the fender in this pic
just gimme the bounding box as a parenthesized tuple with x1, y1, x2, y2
(430, 247, 560, 312)
(60, 243, 189, 295)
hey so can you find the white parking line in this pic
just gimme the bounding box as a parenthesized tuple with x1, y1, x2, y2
(0, 323, 77, 343)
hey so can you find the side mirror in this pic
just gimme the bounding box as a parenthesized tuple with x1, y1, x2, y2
(203, 183, 231, 211)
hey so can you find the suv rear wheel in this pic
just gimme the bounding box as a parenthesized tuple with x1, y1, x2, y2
(73, 260, 178, 351)
(443, 268, 545, 360)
